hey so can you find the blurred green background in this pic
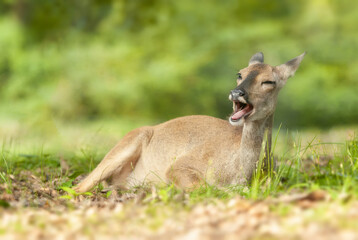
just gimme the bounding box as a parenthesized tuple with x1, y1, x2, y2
(0, 0, 357, 150)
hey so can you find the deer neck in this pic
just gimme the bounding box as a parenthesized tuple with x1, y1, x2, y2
(233, 117, 269, 183)
(240, 119, 266, 160)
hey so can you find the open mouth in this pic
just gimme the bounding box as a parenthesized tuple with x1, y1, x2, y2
(230, 100, 254, 122)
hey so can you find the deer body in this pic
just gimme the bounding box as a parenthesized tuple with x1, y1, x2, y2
(75, 52, 305, 193)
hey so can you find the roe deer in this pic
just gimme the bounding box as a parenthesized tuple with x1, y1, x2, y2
(75, 52, 306, 192)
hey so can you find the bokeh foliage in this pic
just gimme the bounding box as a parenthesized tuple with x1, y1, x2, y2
(0, 0, 357, 129)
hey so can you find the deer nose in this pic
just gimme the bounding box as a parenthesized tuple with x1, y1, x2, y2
(230, 89, 245, 100)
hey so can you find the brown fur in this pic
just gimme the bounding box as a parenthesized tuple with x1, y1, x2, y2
(75, 52, 306, 193)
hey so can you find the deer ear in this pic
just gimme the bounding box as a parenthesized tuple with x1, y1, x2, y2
(249, 52, 264, 66)
(275, 52, 306, 81)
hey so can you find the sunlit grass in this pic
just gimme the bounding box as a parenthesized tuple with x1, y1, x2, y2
(1, 128, 358, 205)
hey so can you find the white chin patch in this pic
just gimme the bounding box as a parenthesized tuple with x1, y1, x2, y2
(229, 117, 244, 126)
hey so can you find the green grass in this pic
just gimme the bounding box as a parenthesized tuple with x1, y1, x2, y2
(0, 133, 358, 206)
(1, 129, 358, 205)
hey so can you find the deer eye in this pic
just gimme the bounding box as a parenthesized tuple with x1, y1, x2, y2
(261, 81, 276, 85)
(237, 73, 242, 80)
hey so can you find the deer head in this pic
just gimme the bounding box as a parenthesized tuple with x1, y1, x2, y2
(229, 52, 306, 126)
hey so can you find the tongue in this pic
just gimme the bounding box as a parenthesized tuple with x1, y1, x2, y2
(231, 105, 252, 120)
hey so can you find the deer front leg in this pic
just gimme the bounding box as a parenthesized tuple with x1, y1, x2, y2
(165, 156, 205, 189)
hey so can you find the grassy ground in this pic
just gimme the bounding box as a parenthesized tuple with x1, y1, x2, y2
(1, 122, 358, 239)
